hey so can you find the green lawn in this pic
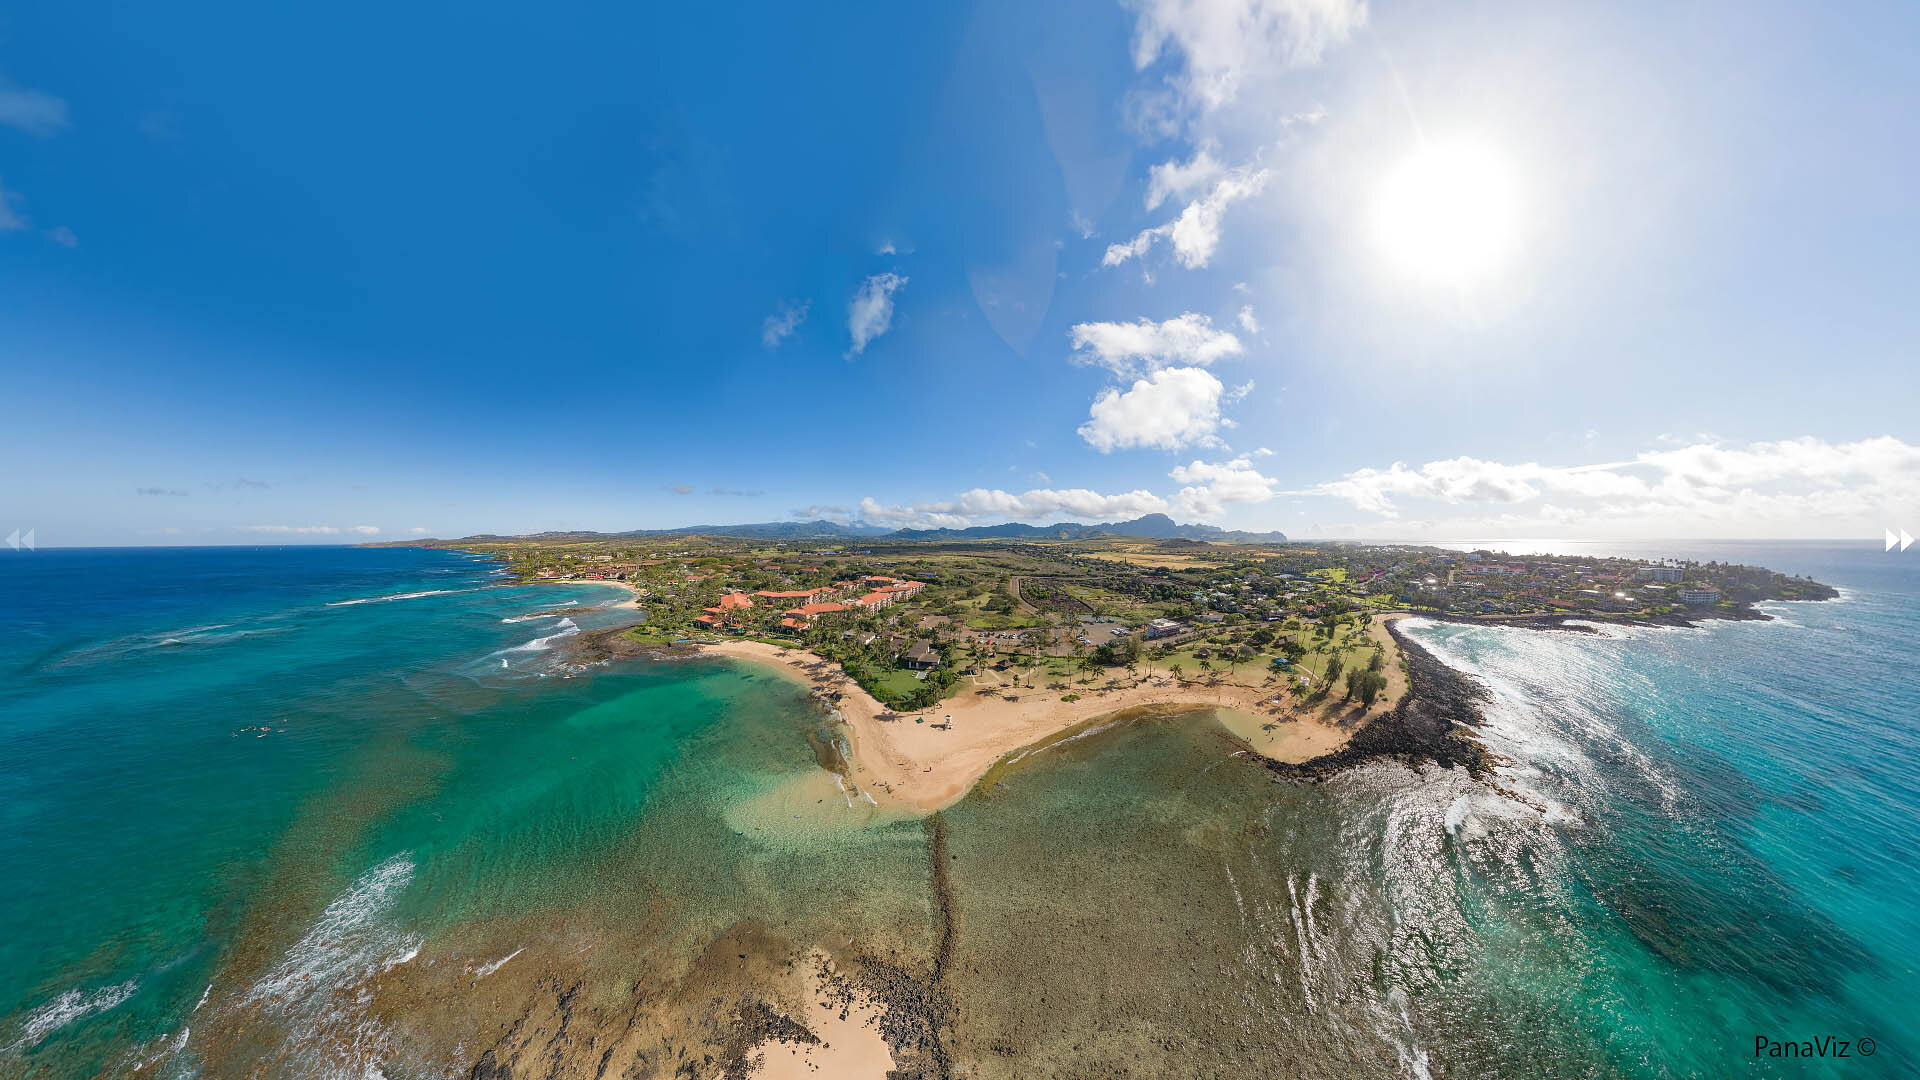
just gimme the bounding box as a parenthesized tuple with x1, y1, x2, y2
(870, 668, 929, 699)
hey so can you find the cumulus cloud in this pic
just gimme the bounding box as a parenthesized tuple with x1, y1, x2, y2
(236, 525, 341, 535)
(836, 451, 1284, 530)
(0, 77, 69, 136)
(1103, 167, 1269, 270)
(1170, 454, 1280, 517)
(1079, 366, 1226, 453)
(852, 488, 1174, 530)
(410, 527, 429, 535)
(1145, 145, 1225, 211)
(1127, 0, 1368, 118)
(349, 525, 380, 536)
(791, 504, 853, 522)
(1237, 305, 1260, 333)
(846, 272, 907, 357)
(761, 299, 809, 349)
(1070, 312, 1242, 375)
(1297, 435, 1920, 532)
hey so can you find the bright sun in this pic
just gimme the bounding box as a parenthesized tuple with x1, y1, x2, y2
(1373, 140, 1521, 288)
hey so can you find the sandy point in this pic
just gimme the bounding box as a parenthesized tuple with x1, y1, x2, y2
(694, 639, 1382, 815)
(544, 578, 643, 610)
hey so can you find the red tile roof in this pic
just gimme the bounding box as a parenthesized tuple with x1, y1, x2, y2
(788, 602, 848, 615)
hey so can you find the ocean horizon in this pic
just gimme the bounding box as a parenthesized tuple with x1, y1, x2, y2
(1, 540, 1913, 1077)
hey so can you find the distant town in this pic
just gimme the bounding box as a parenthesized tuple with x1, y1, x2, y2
(382, 532, 1837, 715)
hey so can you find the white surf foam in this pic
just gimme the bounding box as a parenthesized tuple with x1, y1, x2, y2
(326, 590, 457, 608)
(467, 948, 523, 981)
(4, 979, 138, 1051)
(233, 852, 422, 1078)
(508, 618, 580, 652)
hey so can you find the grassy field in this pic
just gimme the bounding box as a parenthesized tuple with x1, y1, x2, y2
(1080, 550, 1217, 569)
(869, 668, 929, 699)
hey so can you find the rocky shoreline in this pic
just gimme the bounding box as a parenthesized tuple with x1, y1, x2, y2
(1266, 622, 1492, 781)
(1401, 601, 1789, 635)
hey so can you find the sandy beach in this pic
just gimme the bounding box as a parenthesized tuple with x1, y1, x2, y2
(697, 639, 1389, 813)
(547, 578, 644, 609)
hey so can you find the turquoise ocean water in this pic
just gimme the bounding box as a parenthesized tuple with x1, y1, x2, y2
(0, 542, 1913, 1077)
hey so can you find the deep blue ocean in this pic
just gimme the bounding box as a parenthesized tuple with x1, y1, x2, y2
(0, 541, 1914, 1077)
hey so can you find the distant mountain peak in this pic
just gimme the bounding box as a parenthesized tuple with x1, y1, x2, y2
(887, 514, 1284, 543)
(371, 514, 1284, 547)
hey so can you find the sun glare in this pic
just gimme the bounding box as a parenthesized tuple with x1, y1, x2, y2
(1373, 140, 1521, 288)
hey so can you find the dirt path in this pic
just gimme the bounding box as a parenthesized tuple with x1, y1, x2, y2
(1004, 575, 1039, 614)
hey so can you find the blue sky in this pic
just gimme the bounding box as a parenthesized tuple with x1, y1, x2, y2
(4, 0, 1917, 545)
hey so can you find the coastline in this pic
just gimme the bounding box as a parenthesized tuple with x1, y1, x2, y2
(688, 638, 1393, 814)
(542, 577, 644, 610)
(543, 587, 1829, 815)
(1267, 617, 1492, 780)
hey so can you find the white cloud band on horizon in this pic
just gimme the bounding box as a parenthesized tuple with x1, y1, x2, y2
(823, 452, 1282, 530)
(1295, 435, 1920, 535)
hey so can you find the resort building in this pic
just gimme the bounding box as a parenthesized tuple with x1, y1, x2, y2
(1677, 588, 1721, 605)
(903, 640, 940, 670)
(1641, 567, 1685, 583)
(753, 588, 834, 604)
(785, 601, 849, 622)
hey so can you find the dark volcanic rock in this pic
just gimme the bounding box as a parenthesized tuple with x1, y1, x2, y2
(1269, 623, 1491, 780)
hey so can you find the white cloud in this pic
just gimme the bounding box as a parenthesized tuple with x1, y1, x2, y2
(349, 525, 381, 536)
(846, 272, 907, 356)
(761, 299, 809, 349)
(0, 77, 69, 137)
(1069, 312, 1242, 375)
(1079, 366, 1225, 453)
(1145, 146, 1225, 211)
(0, 178, 25, 232)
(1170, 454, 1281, 517)
(46, 225, 78, 248)
(843, 453, 1285, 530)
(855, 488, 1173, 530)
(236, 525, 342, 535)
(410, 527, 429, 535)
(1103, 167, 1269, 269)
(1127, 0, 1368, 117)
(1297, 435, 1920, 534)
(1237, 305, 1260, 333)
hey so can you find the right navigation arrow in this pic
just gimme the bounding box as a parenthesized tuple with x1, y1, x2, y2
(1891, 528, 1915, 552)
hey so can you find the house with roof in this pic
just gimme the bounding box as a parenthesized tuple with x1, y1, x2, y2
(903, 640, 940, 670)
